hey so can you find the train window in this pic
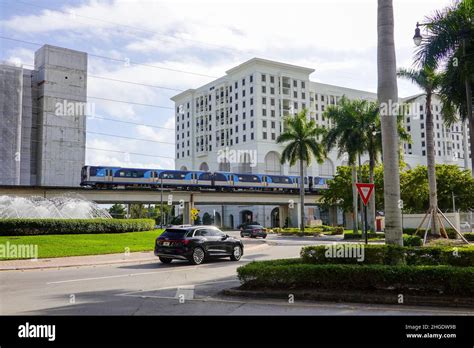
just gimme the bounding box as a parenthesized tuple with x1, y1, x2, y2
(199, 173, 212, 181)
(269, 176, 291, 184)
(238, 175, 261, 182)
(160, 171, 188, 180)
(214, 173, 227, 181)
(89, 167, 98, 176)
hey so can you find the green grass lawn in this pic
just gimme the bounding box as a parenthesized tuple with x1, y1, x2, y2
(0, 229, 163, 260)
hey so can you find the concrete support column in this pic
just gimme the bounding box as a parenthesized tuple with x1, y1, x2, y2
(279, 205, 289, 228)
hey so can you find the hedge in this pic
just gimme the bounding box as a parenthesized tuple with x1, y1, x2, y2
(237, 261, 474, 296)
(0, 218, 156, 236)
(403, 234, 423, 246)
(343, 231, 385, 240)
(300, 244, 474, 267)
(464, 233, 474, 241)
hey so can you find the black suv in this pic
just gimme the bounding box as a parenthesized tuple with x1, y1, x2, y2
(154, 226, 244, 265)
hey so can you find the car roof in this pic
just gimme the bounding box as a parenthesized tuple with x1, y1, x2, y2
(165, 225, 219, 231)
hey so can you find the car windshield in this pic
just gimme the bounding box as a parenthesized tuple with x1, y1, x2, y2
(248, 225, 262, 228)
(160, 229, 189, 239)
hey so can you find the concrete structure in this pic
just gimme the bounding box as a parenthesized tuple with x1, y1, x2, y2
(171, 58, 471, 228)
(0, 185, 321, 226)
(0, 45, 87, 187)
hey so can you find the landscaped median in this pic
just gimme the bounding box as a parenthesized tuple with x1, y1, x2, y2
(225, 244, 474, 307)
(0, 218, 163, 260)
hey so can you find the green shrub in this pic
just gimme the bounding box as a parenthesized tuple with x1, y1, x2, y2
(403, 234, 423, 246)
(343, 231, 384, 240)
(0, 218, 156, 236)
(237, 261, 474, 295)
(464, 233, 474, 241)
(300, 244, 474, 267)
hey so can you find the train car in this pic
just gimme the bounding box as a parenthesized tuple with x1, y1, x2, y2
(264, 175, 297, 191)
(81, 166, 330, 193)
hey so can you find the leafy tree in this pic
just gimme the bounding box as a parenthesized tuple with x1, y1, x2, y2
(322, 164, 474, 217)
(108, 204, 126, 219)
(277, 109, 326, 234)
(397, 66, 443, 235)
(414, 0, 474, 174)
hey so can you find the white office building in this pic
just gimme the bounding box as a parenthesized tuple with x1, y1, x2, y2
(171, 58, 471, 228)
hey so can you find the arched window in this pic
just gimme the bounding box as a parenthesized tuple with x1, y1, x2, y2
(218, 158, 230, 172)
(199, 162, 209, 171)
(265, 151, 282, 174)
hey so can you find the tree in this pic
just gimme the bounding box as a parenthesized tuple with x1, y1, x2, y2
(277, 109, 326, 233)
(378, 0, 403, 246)
(414, 0, 474, 174)
(322, 164, 474, 218)
(324, 98, 410, 234)
(397, 66, 442, 235)
(324, 97, 369, 234)
(130, 204, 145, 218)
(108, 204, 126, 219)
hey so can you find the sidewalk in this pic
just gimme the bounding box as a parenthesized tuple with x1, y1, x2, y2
(0, 242, 269, 271)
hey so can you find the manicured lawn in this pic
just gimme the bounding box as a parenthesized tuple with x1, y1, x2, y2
(0, 229, 163, 260)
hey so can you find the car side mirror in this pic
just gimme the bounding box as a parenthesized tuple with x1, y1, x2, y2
(222, 235, 228, 240)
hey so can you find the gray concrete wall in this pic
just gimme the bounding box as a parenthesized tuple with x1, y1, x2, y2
(34, 45, 87, 187)
(0, 64, 23, 185)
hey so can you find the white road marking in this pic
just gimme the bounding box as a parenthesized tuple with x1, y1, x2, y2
(46, 265, 199, 284)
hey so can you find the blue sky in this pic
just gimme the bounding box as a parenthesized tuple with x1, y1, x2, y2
(0, 0, 453, 169)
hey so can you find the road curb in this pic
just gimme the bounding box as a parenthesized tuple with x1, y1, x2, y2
(221, 287, 474, 308)
(0, 242, 270, 271)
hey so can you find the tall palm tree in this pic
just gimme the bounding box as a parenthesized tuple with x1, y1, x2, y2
(397, 66, 442, 235)
(378, 0, 403, 246)
(324, 97, 367, 234)
(277, 109, 326, 233)
(324, 98, 411, 234)
(414, 0, 473, 174)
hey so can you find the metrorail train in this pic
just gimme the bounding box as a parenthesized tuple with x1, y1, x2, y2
(80, 166, 330, 192)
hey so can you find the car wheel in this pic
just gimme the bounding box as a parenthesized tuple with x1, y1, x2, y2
(230, 245, 242, 261)
(240, 232, 244, 238)
(159, 257, 173, 264)
(189, 247, 205, 265)
(262, 235, 267, 239)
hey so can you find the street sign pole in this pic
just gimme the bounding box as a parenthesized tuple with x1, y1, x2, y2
(364, 204, 368, 245)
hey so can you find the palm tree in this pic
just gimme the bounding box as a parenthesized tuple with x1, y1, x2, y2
(397, 66, 442, 235)
(324, 97, 366, 234)
(277, 109, 326, 233)
(378, 0, 403, 246)
(414, 0, 473, 174)
(324, 98, 411, 234)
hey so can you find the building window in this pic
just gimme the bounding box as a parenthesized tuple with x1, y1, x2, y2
(261, 74, 266, 82)
(250, 75, 253, 83)
(270, 76, 274, 83)
(263, 132, 267, 139)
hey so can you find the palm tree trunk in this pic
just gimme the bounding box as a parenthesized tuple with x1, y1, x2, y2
(351, 164, 359, 234)
(465, 79, 473, 176)
(358, 154, 365, 234)
(368, 150, 376, 232)
(426, 93, 439, 236)
(299, 159, 305, 234)
(377, 0, 403, 246)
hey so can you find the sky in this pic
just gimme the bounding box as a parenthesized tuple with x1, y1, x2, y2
(0, 0, 454, 170)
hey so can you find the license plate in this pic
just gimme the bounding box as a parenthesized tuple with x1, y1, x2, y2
(163, 242, 170, 246)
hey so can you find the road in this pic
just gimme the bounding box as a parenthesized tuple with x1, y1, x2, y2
(0, 235, 472, 316)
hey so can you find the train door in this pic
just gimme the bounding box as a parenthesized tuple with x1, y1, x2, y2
(106, 169, 113, 183)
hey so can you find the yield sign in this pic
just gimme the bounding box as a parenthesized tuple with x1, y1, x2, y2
(356, 183, 375, 206)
